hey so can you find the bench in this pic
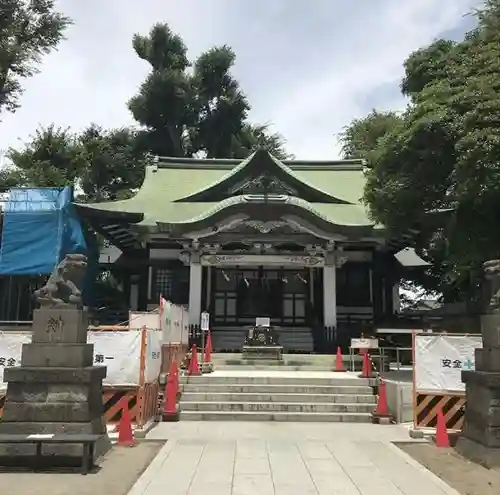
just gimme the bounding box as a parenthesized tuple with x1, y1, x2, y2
(0, 433, 104, 475)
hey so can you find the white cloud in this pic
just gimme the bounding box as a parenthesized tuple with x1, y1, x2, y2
(0, 0, 482, 160)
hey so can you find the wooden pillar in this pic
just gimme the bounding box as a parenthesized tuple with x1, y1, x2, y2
(188, 252, 202, 325)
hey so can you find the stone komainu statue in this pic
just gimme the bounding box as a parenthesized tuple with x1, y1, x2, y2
(34, 253, 88, 308)
(483, 259, 500, 314)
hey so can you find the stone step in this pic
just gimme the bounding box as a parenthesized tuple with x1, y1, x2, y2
(180, 375, 371, 386)
(181, 384, 373, 394)
(212, 365, 340, 371)
(180, 401, 376, 413)
(214, 344, 314, 352)
(180, 392, 377, 404)
(210, 353, 361, 362)
(179, 411, 373, 422)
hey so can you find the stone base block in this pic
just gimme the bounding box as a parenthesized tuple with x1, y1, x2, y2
(0, 419, 106, 436)
(2, 402, 104, 423)
(461, 419, 500, 448)
(371, 414, 392, 425)
(455, 436, 500, 469)
(32, 308, 89, 344)
(21, 343, 94, 368)
(5, 382, 101, 404)
(4, 366, 106, 384)
(462, 370, 500, 388)
(201, 363, 213, 374)
(408, 428, 425, 439)
(242, 345, 283, 361)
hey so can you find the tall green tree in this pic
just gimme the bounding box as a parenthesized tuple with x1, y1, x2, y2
(7, 125, 81, 187)
(342, 0, 500, 302)
(128, 23, 290, 159)
(77, 125, 151, 201)
(6, 124, 150, 201)
(0, 0, 71, 115)
(338, 110, 402, 162)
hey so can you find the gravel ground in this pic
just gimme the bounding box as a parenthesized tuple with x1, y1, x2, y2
(0, 442, 164, 495)
(396, 442, 500, 495)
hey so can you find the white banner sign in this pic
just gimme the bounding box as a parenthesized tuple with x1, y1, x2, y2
(161, 300, 189, 345)
(414, 334, 482, 393)
(0, 331, 146, 387)
(0, 333, 31, 386)
(88, 331, 141, 386)
(145, 330, 162, 382)
(201, 311, 209, 331)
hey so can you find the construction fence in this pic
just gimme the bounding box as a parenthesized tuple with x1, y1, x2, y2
(0, 325, 162, 428)
(412, 332, 482, 432)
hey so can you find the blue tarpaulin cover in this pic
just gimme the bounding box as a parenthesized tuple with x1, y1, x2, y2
(0, 187, 88, 275)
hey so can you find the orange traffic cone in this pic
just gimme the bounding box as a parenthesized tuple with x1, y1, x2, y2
(117, 401, 136, 446)
(204, 332, 213, 364)
(163, 367, 179, 418)
(334, 346, 345, 372)
(360, 352, 373, 378)
(189, 344, 200, 376)
(374, 380, 389, 417)
(435, 409, 450, 447)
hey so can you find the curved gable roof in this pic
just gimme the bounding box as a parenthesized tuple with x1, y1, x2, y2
(173, 149, 356, 204)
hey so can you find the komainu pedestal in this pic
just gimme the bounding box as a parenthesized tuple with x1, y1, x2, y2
(0, 255, 110, 462)
(455, 260, 500, 468)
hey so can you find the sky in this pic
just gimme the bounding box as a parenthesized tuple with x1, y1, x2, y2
(0, 0, 483, 162)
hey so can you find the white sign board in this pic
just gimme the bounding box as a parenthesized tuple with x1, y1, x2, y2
(88, 331, 142, 386)
(414, 334, 482, 393)
(145, 330, 162, 382)
(0, 333, 31, 387)
(201, 312, 210, 331)
(256, 317, 270, 327)
(351, 338, 379, 349)
(161, 301, 187, 344)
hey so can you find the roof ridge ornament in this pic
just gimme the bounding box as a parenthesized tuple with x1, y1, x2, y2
(229, 172, 297, 197)
(243, 194, 288, 202)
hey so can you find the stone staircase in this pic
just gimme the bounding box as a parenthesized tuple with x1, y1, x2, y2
(179, 375, 376, 422)
(209, 353, 365, 371)
(211, 326, 314, 352)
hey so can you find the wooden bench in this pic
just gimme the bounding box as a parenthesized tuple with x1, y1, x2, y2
(0, 433, 104, 475)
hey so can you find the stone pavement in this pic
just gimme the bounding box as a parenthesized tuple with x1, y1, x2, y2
(127, 422, 460, 495)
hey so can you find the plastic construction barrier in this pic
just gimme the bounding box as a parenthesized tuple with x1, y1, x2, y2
(412, 331, 480, 432)
(0, 326, 162, 427)
(414, 392, 466, 430)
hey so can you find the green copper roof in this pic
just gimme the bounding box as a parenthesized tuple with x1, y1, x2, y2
(77, 151, 376, 231)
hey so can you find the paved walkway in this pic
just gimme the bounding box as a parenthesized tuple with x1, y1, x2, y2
(127, 422, 460, 495)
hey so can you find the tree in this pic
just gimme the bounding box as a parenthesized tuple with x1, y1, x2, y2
(128, 23, 290, 159)
(0, 0, 71, 115)
(232, 123, 291, 160)
(341, 0, 500, 302)
(7, 125, 82, 187)
(338, 110, 402, 162)
(77, 125, 151, 201)
(6, 124, 150, 201)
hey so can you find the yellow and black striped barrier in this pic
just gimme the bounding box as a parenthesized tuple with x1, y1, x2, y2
(415, 393, 466, 430)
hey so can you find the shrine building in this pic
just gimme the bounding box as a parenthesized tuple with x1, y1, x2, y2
(76, 149, 418, 352)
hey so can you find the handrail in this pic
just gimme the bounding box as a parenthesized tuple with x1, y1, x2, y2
(348, 345, 413, 372)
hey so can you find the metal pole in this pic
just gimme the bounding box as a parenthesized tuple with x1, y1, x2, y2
(396, 347, 400, 371)
(201, 326, 205, 366)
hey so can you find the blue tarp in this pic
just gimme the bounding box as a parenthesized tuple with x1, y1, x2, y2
(0, 187, 88, 275)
